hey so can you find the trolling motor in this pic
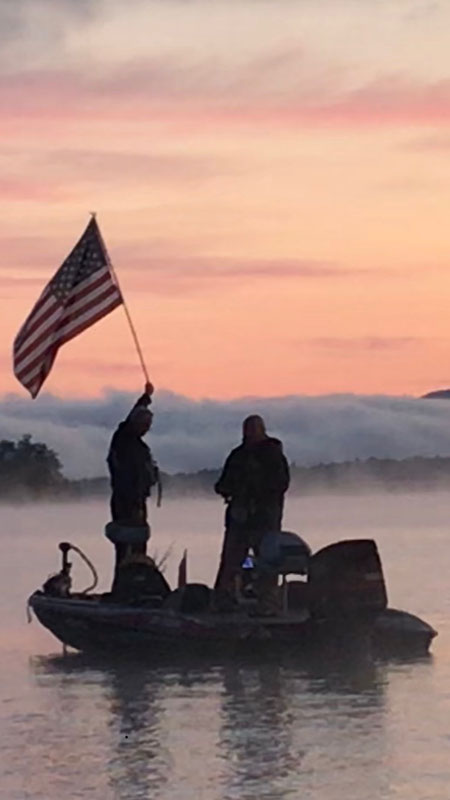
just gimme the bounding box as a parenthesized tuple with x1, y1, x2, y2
(42, 542, 98, 598)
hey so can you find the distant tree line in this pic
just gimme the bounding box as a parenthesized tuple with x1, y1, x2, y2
(2, 435, 450, 500)
(0, 435, 66, 497)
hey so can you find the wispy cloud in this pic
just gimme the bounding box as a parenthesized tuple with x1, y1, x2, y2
(0, 227, 395, 297)
(0, 236, 73, 270)
(47, 149, 235, 182)
(400, 133, 450, 152)
(124, 256, 349, 278)
(2, 62, 450, 131)
(1, 275, 49, 289)
(0, 177, 70, 203)
(0, 147, 237, 209)
(373, 176, 443, 193)
(0, 0, 98, 51)
(307, 336, 423, 352)
(107, 256, 379, 296)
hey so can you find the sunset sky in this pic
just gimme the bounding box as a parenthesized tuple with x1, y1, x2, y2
(2, 0, 450, 400)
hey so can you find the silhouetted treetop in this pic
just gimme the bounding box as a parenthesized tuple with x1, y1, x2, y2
(0, 435, 64, 495)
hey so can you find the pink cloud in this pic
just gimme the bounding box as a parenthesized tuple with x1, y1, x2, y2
(1, 275, 47, 288)
(2, 66, 450, 133)
(32, 148, 236, 183)
(306, 336, 426, 352)
(0, 146, 234, 212)
(0, 237, 67, 269)
(0, 177, 69, 202)
(400, 133, 450, 151)
(109, 255, 394, 296)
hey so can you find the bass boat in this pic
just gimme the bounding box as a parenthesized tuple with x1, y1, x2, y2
(28, 533, 437, 659)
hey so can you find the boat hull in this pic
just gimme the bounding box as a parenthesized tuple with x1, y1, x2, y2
(28, 592, 436, 659)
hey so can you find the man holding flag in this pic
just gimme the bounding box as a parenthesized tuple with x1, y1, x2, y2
(107, 381, 159, 526)
(106, 381, 160, 585)
(13, 216, 158, 585)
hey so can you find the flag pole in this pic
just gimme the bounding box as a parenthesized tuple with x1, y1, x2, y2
(90, 212, 150, 384)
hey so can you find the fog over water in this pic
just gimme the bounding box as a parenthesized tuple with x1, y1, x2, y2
(0, 492, 449, 799)
(2, 390, 450, 477)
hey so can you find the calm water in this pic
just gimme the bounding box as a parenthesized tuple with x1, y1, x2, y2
(1, 493, 449, 800)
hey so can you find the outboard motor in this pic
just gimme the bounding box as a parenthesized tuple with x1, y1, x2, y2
(308, 539, 387, 621)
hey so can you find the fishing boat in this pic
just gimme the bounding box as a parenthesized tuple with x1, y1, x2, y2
(28, 534, 437, 659)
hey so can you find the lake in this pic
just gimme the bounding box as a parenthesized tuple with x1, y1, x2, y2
(0, 492, 449, 799)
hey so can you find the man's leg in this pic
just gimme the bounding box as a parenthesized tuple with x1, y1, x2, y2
(251, 521, 281, 616)
(214, 525, 249, 596)
(132, 501, 148, 556)
(111, 542, 128, 593)
(110, 497, 148, 592)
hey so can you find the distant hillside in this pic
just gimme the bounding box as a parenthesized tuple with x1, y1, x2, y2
(422, 389, 450, 399)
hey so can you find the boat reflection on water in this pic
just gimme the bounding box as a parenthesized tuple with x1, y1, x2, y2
(218, 656, 388, 800)
(28, 645, 414, 800)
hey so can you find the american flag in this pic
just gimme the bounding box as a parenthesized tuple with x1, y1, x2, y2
(13, 217, 123, 398)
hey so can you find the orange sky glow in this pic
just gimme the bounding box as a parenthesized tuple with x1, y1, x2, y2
(1, 0, 450, 399)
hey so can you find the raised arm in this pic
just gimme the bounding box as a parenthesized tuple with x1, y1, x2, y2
(126, 381, 154, 419)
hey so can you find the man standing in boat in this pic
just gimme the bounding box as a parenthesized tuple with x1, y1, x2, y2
(106, 382, 159, 577)
(214, 415, 290, 611)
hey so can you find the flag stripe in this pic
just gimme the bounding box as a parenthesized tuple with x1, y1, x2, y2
(55, 286, 122, 347)
(60, 277, 121, 323)
(15, 287, 121, 379)
(13, 218, 124, 396)
(16, 348, 57, 388)
(64, 267, 119, 310)
(14, 279, 120, 366)
(14, 269, 119, 356)
(26, 351, 58, 399)
(14, 305, 63, 364)
(13, 292, 58, 352)
(15, 297, 121, 389)
(15, 290, 122, 381)
(57, 293, 122, 349)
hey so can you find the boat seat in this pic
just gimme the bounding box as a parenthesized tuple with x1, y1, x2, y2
(257, 531, 311, 574)
(164, 584, 211, 613)
(104, 521, 150, 545)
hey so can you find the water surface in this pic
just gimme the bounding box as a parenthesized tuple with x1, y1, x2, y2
(1, 493, 449, 799)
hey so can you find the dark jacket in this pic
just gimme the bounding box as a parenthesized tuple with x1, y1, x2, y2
(107, 393, 158, 520)
(215, 437, 290, 510)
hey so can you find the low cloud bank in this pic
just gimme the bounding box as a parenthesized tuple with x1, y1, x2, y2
(1, 390, 450, 478)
